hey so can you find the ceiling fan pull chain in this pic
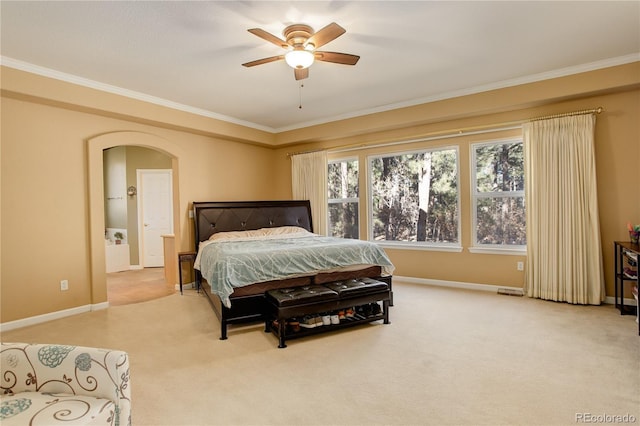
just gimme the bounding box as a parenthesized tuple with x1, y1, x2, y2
(299, 83, 304, 109)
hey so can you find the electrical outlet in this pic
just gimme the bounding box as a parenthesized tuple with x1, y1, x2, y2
(60, 279, 69, 291)
(517, 262, 524, 271)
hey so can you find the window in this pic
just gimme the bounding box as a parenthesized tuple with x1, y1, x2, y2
(328, 158, 359, 239)
(472, 139, 525, 248)
(369, 147, 459, 245)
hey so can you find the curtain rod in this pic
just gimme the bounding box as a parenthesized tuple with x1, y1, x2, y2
(528, 107, 603, 122)
(287, 107, 603, 157)
(287, 148, 326, 157)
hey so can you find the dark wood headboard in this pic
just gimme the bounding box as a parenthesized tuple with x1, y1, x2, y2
(192, 200, 313, 251)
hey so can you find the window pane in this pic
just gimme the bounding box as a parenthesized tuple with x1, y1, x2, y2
(473, 139, 525, 247)
(370, 149, 458, 243)
(475, 143, 524, 192)
(476, 196, 526, 245)
(328, 160, 358, 199)
(328, 159, 359, 239)
(328, 202, 359, 239)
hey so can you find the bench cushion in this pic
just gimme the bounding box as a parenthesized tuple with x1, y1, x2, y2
(0, 393, 115, 425)
(266, 285, 338, 307)
(323, 278, 389, 297)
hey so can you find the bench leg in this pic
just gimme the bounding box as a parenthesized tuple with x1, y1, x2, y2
(278, 320, 287, 348)
(383, 300, 390, 325)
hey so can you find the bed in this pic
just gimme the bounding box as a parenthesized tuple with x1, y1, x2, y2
(192, 200, 395, 339)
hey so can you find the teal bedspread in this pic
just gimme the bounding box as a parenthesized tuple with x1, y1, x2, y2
(195, 235, 394, 308)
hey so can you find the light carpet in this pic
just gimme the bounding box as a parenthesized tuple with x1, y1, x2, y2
(1, 281, 638, 426)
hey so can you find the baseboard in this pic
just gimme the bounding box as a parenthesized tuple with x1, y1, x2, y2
(604, 295, 637, 306)
(93, 302, 110, 311)
(394, 275, 523, 294)
(2, 278, 634, 332)
(129, 265, 143, 270)
(174, 281, 195, 291)
(395, 275, 638, 306)
(0, 302, 109, 333)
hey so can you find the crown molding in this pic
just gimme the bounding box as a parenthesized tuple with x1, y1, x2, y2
(0, 56, 276, 133)
(274, 54, 640, 132)
(2, 53, 638, 134)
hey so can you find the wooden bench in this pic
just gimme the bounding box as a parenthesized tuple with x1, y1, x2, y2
(265, 278, 391, 348)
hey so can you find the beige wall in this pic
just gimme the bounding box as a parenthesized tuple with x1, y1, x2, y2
(273, 88, 640, 299)
(1, 94, 278, 323)
(1, 63, 639, 325)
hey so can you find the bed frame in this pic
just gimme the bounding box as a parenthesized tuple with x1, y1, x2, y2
(192, 200, 391, 340)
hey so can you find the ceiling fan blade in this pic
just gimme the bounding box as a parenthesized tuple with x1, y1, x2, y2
(294, 68, 309, 80)
(314, 51, 360, 66)
(247, 28, 288, 49)
(306, 22, 345, 49)
(242, 55, 285, 67)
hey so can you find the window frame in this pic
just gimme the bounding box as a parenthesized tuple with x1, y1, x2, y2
(469, 138, 526, 255)
(327, 157, 360, 239)
(367, 145, 462, 251)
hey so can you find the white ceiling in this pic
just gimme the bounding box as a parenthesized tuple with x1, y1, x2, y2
(1, 1, 639, 132)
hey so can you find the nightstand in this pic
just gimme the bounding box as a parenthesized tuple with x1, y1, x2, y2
(178, 251, 197, 295)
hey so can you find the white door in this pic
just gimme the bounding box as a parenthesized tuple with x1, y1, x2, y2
(138, 169, 173, 267)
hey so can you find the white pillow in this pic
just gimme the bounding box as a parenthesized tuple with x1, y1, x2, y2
(208, 226, 311, 242)
(258, 226, 311, 237)
(208, 229, 263, 242)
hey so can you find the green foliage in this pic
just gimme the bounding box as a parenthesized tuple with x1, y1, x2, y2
(328, 161, 358, 199)
(370, 149, 458, 242)
(475, 142, 524, 192)
(476, 197, 526, 245)
(328, 160, 359, 239)
(328, 140, 525, 246)
(474, 141, 526, 245)
(328, 202, 359, 238)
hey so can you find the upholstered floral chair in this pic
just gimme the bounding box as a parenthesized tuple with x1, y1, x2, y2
(0, 342, 131, 425)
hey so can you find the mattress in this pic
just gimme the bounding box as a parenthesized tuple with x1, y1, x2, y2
(194, 227, 394, 307)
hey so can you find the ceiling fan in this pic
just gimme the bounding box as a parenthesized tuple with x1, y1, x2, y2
(242, 22, 360, 80)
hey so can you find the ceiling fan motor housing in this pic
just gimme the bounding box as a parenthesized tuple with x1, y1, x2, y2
(283, 24, 314, 49)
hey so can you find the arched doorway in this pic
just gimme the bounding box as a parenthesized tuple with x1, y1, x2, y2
(103, 145, 175, 304)
(88, 132, 182, 307)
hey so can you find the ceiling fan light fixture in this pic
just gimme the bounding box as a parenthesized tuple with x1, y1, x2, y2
(244, 22, 356, 80)
(285, 49, 315, 69)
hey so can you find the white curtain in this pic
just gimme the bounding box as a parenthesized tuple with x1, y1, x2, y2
(523, 114, 605, 304)
(291, 151, 328, 235)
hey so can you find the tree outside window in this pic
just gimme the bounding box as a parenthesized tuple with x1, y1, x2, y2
(328, 159, 359, 239)
(369, 147, 459, 244)
(472, 140, 526, 247)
